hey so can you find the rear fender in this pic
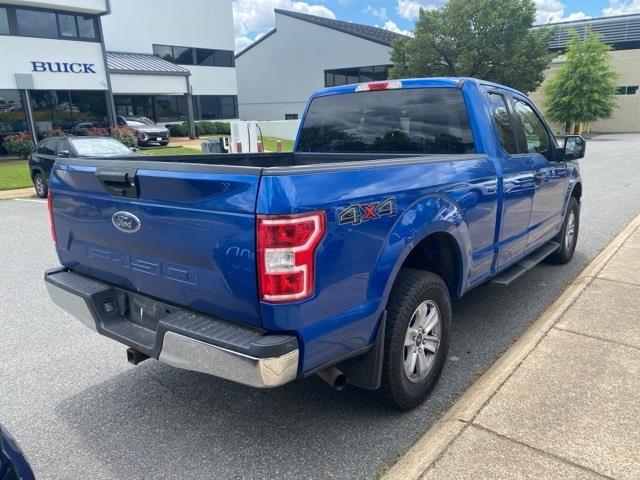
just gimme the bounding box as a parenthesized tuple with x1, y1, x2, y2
(371, 194, 470, 308)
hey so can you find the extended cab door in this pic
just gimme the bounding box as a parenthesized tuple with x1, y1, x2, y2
(485, 91, 535, 270)
(509, 96, 570, 251)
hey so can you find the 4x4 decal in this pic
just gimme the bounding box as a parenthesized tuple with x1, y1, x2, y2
(338, 198, 397, 225)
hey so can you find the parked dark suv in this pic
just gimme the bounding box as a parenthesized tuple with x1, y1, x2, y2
(117, 116, 170, 147)
(29, 136, 137, 198)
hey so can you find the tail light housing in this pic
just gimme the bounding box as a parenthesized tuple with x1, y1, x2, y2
(47, 188, 57, 245)
(355, 80, 403, 92)
(257, 212, 326, 302)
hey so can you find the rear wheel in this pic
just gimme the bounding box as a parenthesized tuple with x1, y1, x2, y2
(381, 269, 451, 410)
(548, 197, 580, 264)
(159, 141, 169, 147)
(33, 172, 47, 198)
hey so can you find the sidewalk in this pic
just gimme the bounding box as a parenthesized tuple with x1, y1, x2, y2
(0, 187, 35, 200)
(384, 214, 640, 480)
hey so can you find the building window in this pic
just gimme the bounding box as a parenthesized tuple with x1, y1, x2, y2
(30, 90, 107, 135)
(15, 9, 58, 38)
(0, 7, 9, 35)
(324, 65, 392, 87)
(193, 95, 238, 120)
(285, 114, 298, 120)
(114, 95, 189, 123)
(153, 44, 235, 67)
(0, 90, 28, 153)
(617, 86, 639, 95)
(1, 5, 99, 42)
(76, 15, 96, 39)
(57, 14, 78, 38)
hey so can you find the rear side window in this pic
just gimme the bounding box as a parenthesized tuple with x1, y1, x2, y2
(297, 88, 475, 154)
(487, 93, 518, 155)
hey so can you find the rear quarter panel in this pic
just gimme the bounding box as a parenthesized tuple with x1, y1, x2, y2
(258, 156, 498, 374)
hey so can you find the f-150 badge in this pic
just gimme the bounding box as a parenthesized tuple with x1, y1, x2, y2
(338, 198, 396, 225)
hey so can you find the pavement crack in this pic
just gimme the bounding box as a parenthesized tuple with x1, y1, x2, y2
(469, 424, 615, 480)
(552, 326, 640, 352)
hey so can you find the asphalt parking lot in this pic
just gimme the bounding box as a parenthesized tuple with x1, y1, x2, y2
(2, 133, 640, 480)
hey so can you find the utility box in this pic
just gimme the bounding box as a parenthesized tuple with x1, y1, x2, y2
(230, 121, 260, 153)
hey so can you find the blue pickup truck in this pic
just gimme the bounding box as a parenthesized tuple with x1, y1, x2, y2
(45, 78, 584, 409)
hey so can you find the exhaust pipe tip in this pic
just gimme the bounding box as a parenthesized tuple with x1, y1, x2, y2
(317, 366, 347, 391)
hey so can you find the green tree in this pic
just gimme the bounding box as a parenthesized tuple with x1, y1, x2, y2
(389, 0, 554, 93)
(543, 30, 617, 132)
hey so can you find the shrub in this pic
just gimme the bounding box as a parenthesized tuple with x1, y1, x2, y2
(214, 122, 230, 135)
(86, 127, 110, 137)
(3, 132, 33, 158)
(111, 127, 138, 148)
(167, 123, 188, 137)
(41, 129, 66, 138)
(195, 121, 216, 135)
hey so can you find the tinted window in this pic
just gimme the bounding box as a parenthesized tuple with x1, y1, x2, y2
(196, 48, 214, 66)
(154, 45, 173, 62)
(0, 7, 9, 35)
(16, 9, 58, 38)
(297, 88, 475, 154)
(214, 50, 234, 67)
(512, 99, 550, 156)
(39, 140, 56, 155)
(56, 139, 72, 155)
(173, 46, 194, 65)
(325, 65, 391, 87)
(487, 93, 518, 155)
(58, 14, 77, 37)
(77, 15, 96, 39)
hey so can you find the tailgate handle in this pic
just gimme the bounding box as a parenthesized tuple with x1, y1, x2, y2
(96, 168, 139, 198)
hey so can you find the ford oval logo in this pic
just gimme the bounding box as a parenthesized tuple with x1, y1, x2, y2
(112, 211, 141, 233)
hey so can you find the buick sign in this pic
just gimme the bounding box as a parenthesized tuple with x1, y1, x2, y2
(31, 61, 97, 74)
(112, 212, 141, 233)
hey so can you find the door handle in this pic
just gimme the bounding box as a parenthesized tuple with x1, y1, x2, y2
(96, 168, 139, 198)
(533, 171, 545, 185)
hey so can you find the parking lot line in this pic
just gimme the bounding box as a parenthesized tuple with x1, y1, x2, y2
(13, 198, 46, 204)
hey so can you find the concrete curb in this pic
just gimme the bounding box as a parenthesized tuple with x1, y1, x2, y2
(0, 187, 36, 201)
(382, 212, 640, 480)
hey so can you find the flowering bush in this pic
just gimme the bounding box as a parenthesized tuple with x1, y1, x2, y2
(3, 132, 33, 158)
(41, 129, 66, 138)
(111, 127, 137, 148)
(86, 127, 110, 137)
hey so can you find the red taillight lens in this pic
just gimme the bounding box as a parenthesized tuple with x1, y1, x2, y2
(257, 212, 326, 302)
(355, 80, 403, 92)
(47, 188, 57, 245)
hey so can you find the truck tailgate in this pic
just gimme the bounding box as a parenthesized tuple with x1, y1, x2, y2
(50, 160, 262, 327)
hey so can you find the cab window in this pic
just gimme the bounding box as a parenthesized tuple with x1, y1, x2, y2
(486, 92, 518, 154)
(512, 99, 551, 159)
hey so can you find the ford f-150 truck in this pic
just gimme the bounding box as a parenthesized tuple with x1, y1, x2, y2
(44, 78, 584, 409)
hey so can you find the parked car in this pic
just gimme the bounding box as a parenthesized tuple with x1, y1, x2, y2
(29, 136, 138, 198)
(0, 424, 35, 480)
(44, 78, 585, 410)
(117, 116, 170, 147)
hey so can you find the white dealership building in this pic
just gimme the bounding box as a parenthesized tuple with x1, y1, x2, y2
(0, 0, 238, 148)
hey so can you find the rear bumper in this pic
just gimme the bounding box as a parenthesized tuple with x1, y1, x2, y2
(45, 268, 299, 388)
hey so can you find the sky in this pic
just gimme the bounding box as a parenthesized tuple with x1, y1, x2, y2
(232, 0, 640, 50)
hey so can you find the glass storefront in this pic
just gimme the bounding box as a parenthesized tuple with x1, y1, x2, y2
(30, 90, 108, 134)
(193, 95, 238, 120)
(115, 94, 237, 124)
(0, 90, 28, 153)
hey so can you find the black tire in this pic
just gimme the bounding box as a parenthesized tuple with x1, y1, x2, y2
(381, 268, 451, 410)
(159, 141, 169, 147)
(33, 172, 48, 198)
(547, 196, 580, 264)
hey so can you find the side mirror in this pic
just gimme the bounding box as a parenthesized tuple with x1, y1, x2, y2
(57, 150, 71, 158)
(563, 135, 586, 161)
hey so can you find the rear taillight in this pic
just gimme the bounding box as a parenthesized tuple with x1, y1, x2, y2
(47, 188, 57, 245)
(257, 212, 326, 303)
